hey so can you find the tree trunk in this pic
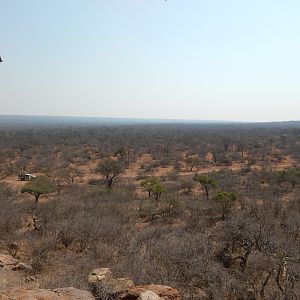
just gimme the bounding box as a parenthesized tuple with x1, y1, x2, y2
(0, 174, 10, 181)
(212, 152, 217, 165)
(107, 178, 113, 188)
(240, 248, 251, 272)
(260, 271, 272, 297)
(222, 209, 226, 220)
(34, 194, 40, 204)
(205, 185, 209, 200)
(127, 149, 130, 168)
(222, 203, 228, 220)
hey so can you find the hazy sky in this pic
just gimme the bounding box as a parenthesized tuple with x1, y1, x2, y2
(1, 0, 300, 121)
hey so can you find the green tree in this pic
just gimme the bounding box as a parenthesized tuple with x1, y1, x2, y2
(97, 158, 124, 188)
(0, 162, 14, 181)
(179, 179, 194, 196)
(213, 191, 237, 220)
(21, 175, 56, 203)
(276, 168, 300, 187)
(114, 147, 131, 168)
(141, 176, 166, 206)
(197, 174, 217, 200)
(61, 167, 83, 185)
(185, 156, 200, 171)
(141, 176, 157, 198)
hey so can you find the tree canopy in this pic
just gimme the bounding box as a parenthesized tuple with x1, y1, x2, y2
(141, 176, 166, 205)
(21, 175, 56, 203)
(196, 175, 218, 200)
(96, 158, 124, 187)
(184, 156, 200, 171)
(213, 190, 237, 219)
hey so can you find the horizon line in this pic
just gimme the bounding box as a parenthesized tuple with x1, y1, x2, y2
(0, 114, 299, 124)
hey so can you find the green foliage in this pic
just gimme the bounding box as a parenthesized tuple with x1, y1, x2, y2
(213, 190, 237, 219)
(141, 176, 158, 195)
(114, 147, 130, 167)
(141, 176, 166, 204)
(151, 181, 166, 197)
(21, 175, 56, 203)
(276, 168, 300, 186)
(179, 179, 194, 195)
(114, 147, 128, 159)
(184, 156, 201, 171)
(196, 175, 218, 200)
(97, 158, 124, 187)
(213, 191, 237, 203)
(61, 167, 83, 185)
(197, 175, 218, 187)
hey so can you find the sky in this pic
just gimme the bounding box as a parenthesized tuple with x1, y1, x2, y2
(1, 0, 300, 122)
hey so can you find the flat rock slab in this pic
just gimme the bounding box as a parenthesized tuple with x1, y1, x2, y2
(0, 254, 32, 272)
(0, 287, 94, 300)
(0, 255, 19, 269)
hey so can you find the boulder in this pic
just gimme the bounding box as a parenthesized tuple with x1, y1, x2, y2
(126, 285, 181, 300)
(11, 262, 33, 272)
(0, 254, 19, 269)
(0, 254, 32, 272)
(88, 268, 181, 300)
(0, 287, 94, 299)
(53, 287, 95, 299)
(138, 291, 163, 300)
(88, 268, 134, 299)
(88, 268, 113, 283)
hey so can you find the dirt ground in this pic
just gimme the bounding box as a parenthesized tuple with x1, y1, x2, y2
(2, 154, 297, 192)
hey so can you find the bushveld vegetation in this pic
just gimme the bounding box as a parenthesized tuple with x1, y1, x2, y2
(0, 123, 299, 299)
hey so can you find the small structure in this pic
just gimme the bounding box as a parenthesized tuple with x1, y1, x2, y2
(18, 173, 37, 181)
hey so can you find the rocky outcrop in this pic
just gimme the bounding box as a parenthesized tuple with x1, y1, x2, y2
(0, 261, 180, 300)
(0, 287, 94, 299)
(138, 291, 163, 300)
(125, 285, 181, 300)
(88, 268, 181, 300)
(88, 268, 135, 299)
(0, 254, 32, 272)
(0, 253, 94, 299)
